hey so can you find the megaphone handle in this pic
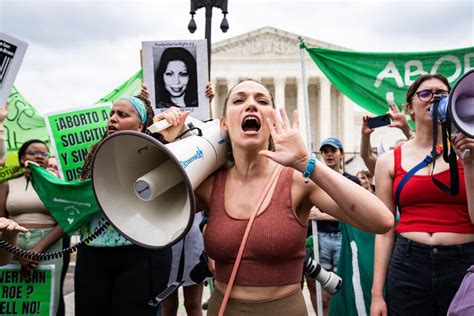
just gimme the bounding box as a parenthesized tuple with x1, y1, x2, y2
(147, 120, 172, 134)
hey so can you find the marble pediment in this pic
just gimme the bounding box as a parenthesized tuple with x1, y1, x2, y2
(212, 26, 348, 58)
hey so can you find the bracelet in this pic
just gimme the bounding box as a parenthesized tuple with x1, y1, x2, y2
(303, 152, 317, 184)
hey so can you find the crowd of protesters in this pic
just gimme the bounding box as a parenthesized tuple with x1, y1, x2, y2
(0, 65, 473, 316)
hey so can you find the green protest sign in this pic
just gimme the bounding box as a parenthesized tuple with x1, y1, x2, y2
(0, 151, 23, 184)
(0, 264, 54, 315)
(302, 44, 474, 126)
(45, 103, 111, 181)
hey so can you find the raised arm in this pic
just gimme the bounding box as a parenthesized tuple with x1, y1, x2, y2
(259, 108, 393, 234)
(361, 115, 377, 175)
(0, 102, 8, 165)
(370, 152, 397, 316)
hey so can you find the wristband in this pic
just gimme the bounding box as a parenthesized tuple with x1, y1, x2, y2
(303, 152, 316, 184)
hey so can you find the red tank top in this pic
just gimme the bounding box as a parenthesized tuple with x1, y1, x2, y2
(392, 146, 474, 234)
(204, 167, 307, 286)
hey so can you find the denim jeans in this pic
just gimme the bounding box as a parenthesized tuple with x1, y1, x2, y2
(386, 234, 474, 316)
(318, 231, 342, 271)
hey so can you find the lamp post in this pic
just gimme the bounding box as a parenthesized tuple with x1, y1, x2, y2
(188, 0, 229, 77)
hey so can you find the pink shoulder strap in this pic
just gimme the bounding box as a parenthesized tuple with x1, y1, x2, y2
(218, 164, 283, 316)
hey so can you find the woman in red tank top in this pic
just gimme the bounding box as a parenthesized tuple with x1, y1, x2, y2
(156, 79, 393, 315)
(371, 74, 474, 316)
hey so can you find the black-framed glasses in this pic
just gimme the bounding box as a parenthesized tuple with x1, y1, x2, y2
(26, 150, 49, 157)
(415, 89, 449, 102)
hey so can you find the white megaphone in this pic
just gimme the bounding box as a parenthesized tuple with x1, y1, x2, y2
(91, 119, 229, 249)
(429, 69, 474, 159)
(448, 69, 474, 139)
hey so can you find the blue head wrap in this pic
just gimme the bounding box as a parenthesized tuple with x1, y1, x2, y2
(121, 96, 147, 123)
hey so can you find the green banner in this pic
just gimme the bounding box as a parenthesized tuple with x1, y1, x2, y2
(45, 104, 111, 181)
(0, 264, 54, 316)
(29, 163, 100, 235)
(329, 222, 375, 316)
(303, 44, 474, 120)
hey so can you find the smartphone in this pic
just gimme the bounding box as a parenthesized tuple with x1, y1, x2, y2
(368, 114, 391, 129)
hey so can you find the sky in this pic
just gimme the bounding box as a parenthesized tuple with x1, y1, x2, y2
(1, 0, 473, 114)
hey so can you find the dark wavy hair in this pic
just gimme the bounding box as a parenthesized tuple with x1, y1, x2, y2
(80, 95, 154, 180)
(18, 139, 48, 167)
(155, 47, 198, 108)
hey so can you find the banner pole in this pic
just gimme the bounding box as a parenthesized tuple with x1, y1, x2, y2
(299, 37, 323, 316)
(298, 38, 312, 151)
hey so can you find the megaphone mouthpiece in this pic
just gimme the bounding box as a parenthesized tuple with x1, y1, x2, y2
(134, 159, 182, 201)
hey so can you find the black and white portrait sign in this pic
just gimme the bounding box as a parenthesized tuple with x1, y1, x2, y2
(142, 40, 209, 121)
(0, 33, 28, 108)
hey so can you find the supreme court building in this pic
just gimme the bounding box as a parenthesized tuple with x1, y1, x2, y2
(209, 26, 406, 173)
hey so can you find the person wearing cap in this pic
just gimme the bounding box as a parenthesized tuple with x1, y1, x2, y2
(307, 137, 361, 314)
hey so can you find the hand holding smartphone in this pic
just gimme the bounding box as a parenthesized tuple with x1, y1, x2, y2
(367, 114, 391, 129)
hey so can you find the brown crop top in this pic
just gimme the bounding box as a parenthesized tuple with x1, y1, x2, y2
(204, 167, 307, 286)
(6, 176, 55, 225)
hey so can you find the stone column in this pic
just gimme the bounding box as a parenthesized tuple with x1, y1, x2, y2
(274, 77, 286, 111)
(297, 77, 310, 147)
(226, 77, 239, 93)
(319, 77, 332, 140)
(342, 96, 356, 154)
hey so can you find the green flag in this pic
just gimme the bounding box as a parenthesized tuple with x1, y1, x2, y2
(303, 44, 474, 121)
(4, 86, 49, 151)
(329, 222, 375, 316)
(96, 69, 143, 104)
(29, 163, 99, 235)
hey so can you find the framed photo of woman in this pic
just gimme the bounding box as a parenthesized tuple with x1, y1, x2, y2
(142, 40, 209, 121)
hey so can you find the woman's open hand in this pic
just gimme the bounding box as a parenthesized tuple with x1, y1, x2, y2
(259, 108, 309, 172)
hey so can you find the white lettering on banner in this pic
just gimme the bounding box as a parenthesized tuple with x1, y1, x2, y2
(374, 53, 473, 89)
(404, 60, 427, 86)
(374, 61, 404, 88)
(430, 55, 462, 82)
